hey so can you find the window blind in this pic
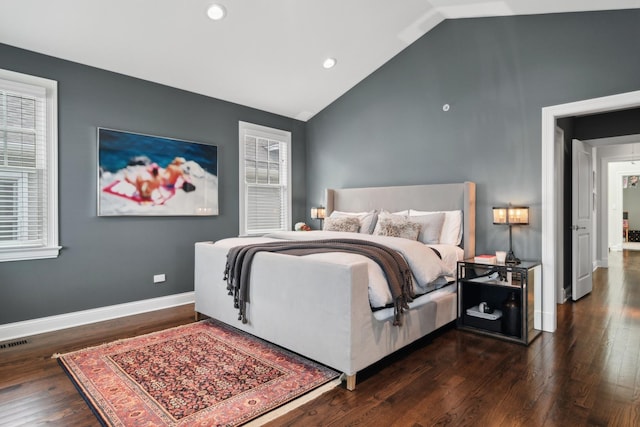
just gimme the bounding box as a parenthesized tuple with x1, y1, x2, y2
(0, 79, 48, 249)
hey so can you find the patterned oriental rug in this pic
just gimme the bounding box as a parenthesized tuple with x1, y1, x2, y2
(57, 319, 340, 426)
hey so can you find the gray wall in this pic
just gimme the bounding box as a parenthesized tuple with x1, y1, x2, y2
(0, 44, 306, 324)
(306, 10, 640, 260)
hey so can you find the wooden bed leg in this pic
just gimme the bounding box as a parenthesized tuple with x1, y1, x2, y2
(345, 374, 356, 391)
(194, 311, 201, 322)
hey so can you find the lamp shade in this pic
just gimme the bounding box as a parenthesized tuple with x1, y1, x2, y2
(492, 207, 508, 224)
(493, 206, 529, 225)
(508, 207, 529, 225)
(310, 206, 326, 219)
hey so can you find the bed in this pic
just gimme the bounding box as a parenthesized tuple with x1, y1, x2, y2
(194, 182, 475, 390)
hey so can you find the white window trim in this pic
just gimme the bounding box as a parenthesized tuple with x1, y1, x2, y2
(238, 121, 291, 236)
(0, 68, 60, 262)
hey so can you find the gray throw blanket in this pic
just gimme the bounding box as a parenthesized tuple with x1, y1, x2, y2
(223, 239, 415, 326)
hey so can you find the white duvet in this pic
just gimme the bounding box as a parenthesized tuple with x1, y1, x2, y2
(214, 230, 461, 308)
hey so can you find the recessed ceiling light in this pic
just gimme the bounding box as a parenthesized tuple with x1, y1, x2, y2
(322, 58, 337, 69)
(207, 4, 226, 21)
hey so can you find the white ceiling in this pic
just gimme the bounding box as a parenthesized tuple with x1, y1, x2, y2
(0, 1, 637, 121)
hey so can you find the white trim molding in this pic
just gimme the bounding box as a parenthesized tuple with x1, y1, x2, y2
(541, 90, 640, 333)
(0, 292, 194, 342)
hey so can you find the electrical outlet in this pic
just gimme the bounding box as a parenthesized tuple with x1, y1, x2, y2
(153, 274, 166, 284)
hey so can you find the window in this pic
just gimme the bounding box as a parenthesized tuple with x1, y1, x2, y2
(0, 69, 59, 262)
(239, 121, 291, 236)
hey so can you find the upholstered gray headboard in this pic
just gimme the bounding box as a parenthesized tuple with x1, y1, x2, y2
(325, 182, 476, 260)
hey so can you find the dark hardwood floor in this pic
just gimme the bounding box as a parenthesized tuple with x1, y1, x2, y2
(1, 251, 639, 426)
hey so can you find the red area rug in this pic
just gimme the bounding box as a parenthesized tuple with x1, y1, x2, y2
(57, 319, 339, 426)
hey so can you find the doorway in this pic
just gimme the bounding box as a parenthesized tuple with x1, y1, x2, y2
(541, 90, 640, 333)
(604, 153, 640, 253)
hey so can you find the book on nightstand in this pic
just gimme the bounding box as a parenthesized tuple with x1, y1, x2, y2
(474, 254, 497, 264)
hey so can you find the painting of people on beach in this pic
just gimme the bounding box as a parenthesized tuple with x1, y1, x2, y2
(98, 128, 218, 216)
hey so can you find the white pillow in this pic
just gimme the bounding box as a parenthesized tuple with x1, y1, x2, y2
(407, 212, 445, 244)
(410, 209, 462, 245)
(374, 210, 407, 224)
(377, 210, 406, 218)
(329, 210, 377, 234)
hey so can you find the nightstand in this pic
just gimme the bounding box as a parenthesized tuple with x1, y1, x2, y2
(457, 260, 541, 345)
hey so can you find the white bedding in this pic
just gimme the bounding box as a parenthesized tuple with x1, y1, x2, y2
(214, 230, 461, 309)
(426, 243, 464, 273)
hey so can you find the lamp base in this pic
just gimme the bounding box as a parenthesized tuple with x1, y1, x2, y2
(505, 250, 520, 265)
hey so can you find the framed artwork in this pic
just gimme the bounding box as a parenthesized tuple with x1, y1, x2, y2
(623, 175, 639, 189)
(97, 128, 218, 216)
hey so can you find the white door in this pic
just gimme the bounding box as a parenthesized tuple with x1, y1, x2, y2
(572, 139, 593, 301)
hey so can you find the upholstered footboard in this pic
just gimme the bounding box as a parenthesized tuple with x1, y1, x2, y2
(194, 241, 456, 390)
(195, 241, 371, 378)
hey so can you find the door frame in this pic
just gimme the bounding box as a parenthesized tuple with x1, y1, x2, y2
(554, 126, 565, 304)
(541, 90, 640, 333)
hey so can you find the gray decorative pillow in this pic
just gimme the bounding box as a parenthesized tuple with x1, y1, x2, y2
(373, 217, 421, 241)
(323, 216, 361, 233)
(329, 210, 378, 234)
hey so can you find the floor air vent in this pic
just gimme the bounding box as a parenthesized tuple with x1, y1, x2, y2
(0, 339, 29, 350)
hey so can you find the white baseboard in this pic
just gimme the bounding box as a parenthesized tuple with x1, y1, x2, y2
(0, 292, 195, 342)
(594, 259, 608, 269)
(540, 310, 556, 333)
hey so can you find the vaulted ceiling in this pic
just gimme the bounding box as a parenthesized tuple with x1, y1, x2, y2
(0, 1, 637, 121)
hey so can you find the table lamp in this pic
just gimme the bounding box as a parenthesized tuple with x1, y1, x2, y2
(493, 205, 529, 264)
(310, 206, 326, 228)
